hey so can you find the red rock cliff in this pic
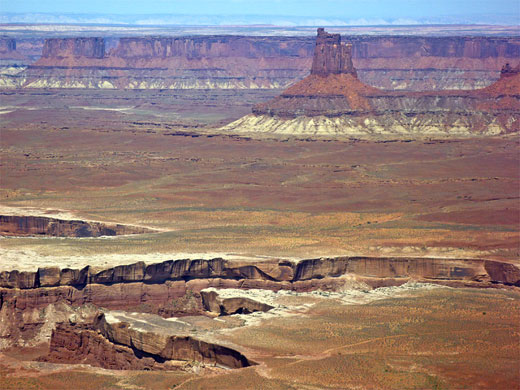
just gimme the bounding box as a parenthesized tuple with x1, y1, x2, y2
(111, 36, 312, 59)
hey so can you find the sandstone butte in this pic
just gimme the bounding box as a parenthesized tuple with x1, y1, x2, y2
(222, 28, 520, 137)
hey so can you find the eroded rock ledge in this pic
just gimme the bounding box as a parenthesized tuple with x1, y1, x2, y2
(201, 289, 274, 316)
(0, 215, 153, 237)
(40, 312, 254, 370)
(1, 256, 518, 291)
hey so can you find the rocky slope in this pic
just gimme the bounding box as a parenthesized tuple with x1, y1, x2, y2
(223, 29, 520, 137)
(1, 34, 518, 90)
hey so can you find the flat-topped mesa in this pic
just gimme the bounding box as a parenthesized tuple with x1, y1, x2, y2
(42, 37, 105, 59)
(311, 28, 357, 77)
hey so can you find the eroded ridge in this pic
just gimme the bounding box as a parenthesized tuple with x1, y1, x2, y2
(0, 215, 153, 237)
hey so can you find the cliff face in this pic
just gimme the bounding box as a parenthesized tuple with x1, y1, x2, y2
(112, 36, 311, 60)
(0, 256, 518, 291)
(201, 290, 274, 315)
(3, 34, 518, 90)
(18, 36, 312, 89)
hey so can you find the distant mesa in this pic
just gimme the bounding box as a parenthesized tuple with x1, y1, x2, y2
(2, 33, 519, 91)
(223, 28, 520, 137)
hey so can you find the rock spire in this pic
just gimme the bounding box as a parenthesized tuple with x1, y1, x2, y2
(311, 28, 357, 76)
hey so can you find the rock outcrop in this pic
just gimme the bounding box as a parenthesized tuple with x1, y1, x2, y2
(0, 215, 152, 237)
(1, 255, 517, 347)
(41, 322, 161, 370)
(41, 312, 255, 370)
(201, 289, 274, 315)
(223, 28, 520, 137)
(2, 34, 518, 90)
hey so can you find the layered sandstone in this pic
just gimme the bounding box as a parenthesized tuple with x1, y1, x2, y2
(350, 35, 520, 90)
(224, 29, 520, 137)
(0, 215, 152, 237)
(0, 37, 43, 60)
(3, 34, 518, 90)
(41, 323, 160, 370)
(1, 255, 517, 345)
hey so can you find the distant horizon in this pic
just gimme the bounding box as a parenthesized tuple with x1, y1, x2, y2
(2, 16, 520, 28)
(1, 0, 519, 26)
(1, 14, 519, 27)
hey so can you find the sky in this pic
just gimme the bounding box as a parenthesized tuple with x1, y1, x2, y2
(1, 0, 519, 25)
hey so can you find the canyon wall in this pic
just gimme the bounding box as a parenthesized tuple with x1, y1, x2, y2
(1, 256, 517, 349)
(0, 37, 42, 88)
(0, 37, 43, 60)
(2, 35, 518, 90)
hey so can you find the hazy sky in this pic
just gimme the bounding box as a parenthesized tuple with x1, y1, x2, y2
(1, 0, 519, 25)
